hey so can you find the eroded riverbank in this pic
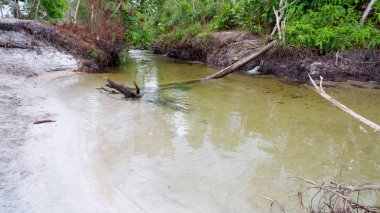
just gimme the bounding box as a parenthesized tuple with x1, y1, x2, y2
(154, 31, 380, 83)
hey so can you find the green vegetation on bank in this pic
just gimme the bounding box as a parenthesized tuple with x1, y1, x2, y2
(131, 0, 380, 53)
(1, 0, 379, 52)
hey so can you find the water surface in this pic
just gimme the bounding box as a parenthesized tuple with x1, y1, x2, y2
(49, 50, 380, 212)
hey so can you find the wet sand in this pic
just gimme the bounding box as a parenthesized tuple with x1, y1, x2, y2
(0, 37, 126, 212)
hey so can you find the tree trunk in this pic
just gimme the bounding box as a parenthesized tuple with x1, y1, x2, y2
(90, 3, 94, 33)
(73, 0, 80, 25)
(14, 0, 20, 19)
(34, 0, 40, 20)
(203, 41, 276, 80)
(360, 0, 378, 25)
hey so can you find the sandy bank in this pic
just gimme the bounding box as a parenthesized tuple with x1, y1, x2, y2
(0, 25, 128, 212)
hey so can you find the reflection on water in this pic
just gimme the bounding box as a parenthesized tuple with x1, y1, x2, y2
(50, 50, 380, 212)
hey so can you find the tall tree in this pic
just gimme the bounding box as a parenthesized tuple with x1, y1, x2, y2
(34, 0, 40, 19)
(13, 0, 20, 18)
(72, 0, 80, 25)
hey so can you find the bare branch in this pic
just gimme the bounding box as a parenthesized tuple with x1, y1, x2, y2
(308, 74, 380, 132)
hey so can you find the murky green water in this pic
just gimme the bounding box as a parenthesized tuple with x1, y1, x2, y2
(50, 50, 380, 212)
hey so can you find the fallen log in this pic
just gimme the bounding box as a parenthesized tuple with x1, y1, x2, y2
(203, 40, 276, 80)
(105, 78, 140, 98)
(308, 74, 380, 132)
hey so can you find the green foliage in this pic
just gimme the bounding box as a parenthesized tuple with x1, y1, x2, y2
(211, 0, 279, 34)
(89, 45, 100, 60)
(286, 2, 380, 52)
(40, 0, 68, 19)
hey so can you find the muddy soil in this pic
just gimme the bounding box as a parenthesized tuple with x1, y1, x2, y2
(154, 31, 380, 82)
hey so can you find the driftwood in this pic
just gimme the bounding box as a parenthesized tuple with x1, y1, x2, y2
(295, 176, 380, 213)
(0, 41, 32, 49)
(33, 119, 56, 124)
(204, 41, 276, 80)
(105, 78, 140, 98)
(308, 74, 380, 132)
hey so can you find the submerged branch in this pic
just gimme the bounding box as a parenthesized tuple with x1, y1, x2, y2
(308, 74, 380, 133)
(294, 176, 380, 213)
(105, 78, 140, 98)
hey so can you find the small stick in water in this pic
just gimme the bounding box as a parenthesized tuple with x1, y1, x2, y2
(33, 119, 56, 124)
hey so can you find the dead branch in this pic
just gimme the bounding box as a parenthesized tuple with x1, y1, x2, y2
(96, 86, 120, 94)
(0, 41, 33, 49)
(308, 74, 380, 132)
(227, 39, 260, 47)
(271, 0, 288, 42)
(257, 194, 286, 213)
(295, 176, 380, 213)
(203, 41, 276, 80)
(105, 78, 140, 98)
(33, 119, 56, 124)
(106, 0, 122, 24)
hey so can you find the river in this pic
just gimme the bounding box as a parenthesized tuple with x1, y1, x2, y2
(44, 50, 380, 212)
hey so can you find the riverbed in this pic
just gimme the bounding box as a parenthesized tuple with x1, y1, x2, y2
(2, 50, 380, 212)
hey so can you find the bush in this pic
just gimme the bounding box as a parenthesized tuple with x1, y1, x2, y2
(286, 2, 380, 52)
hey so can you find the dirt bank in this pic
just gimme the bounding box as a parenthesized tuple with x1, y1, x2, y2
(154, 31, 380, 82)
(0, 19, 124, 72)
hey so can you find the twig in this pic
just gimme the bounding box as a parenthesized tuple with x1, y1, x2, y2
(257, 194, 286, 213)
(294, 176, 380, 212)
(33, 119, 56, 124)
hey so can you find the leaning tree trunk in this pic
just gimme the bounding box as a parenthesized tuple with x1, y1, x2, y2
(203, 41, 276, 80)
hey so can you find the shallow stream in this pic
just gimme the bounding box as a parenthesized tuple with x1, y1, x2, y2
(47, 50, 380, 212)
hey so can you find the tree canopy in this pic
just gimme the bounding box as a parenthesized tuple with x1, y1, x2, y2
(1, 0, 379, 52)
